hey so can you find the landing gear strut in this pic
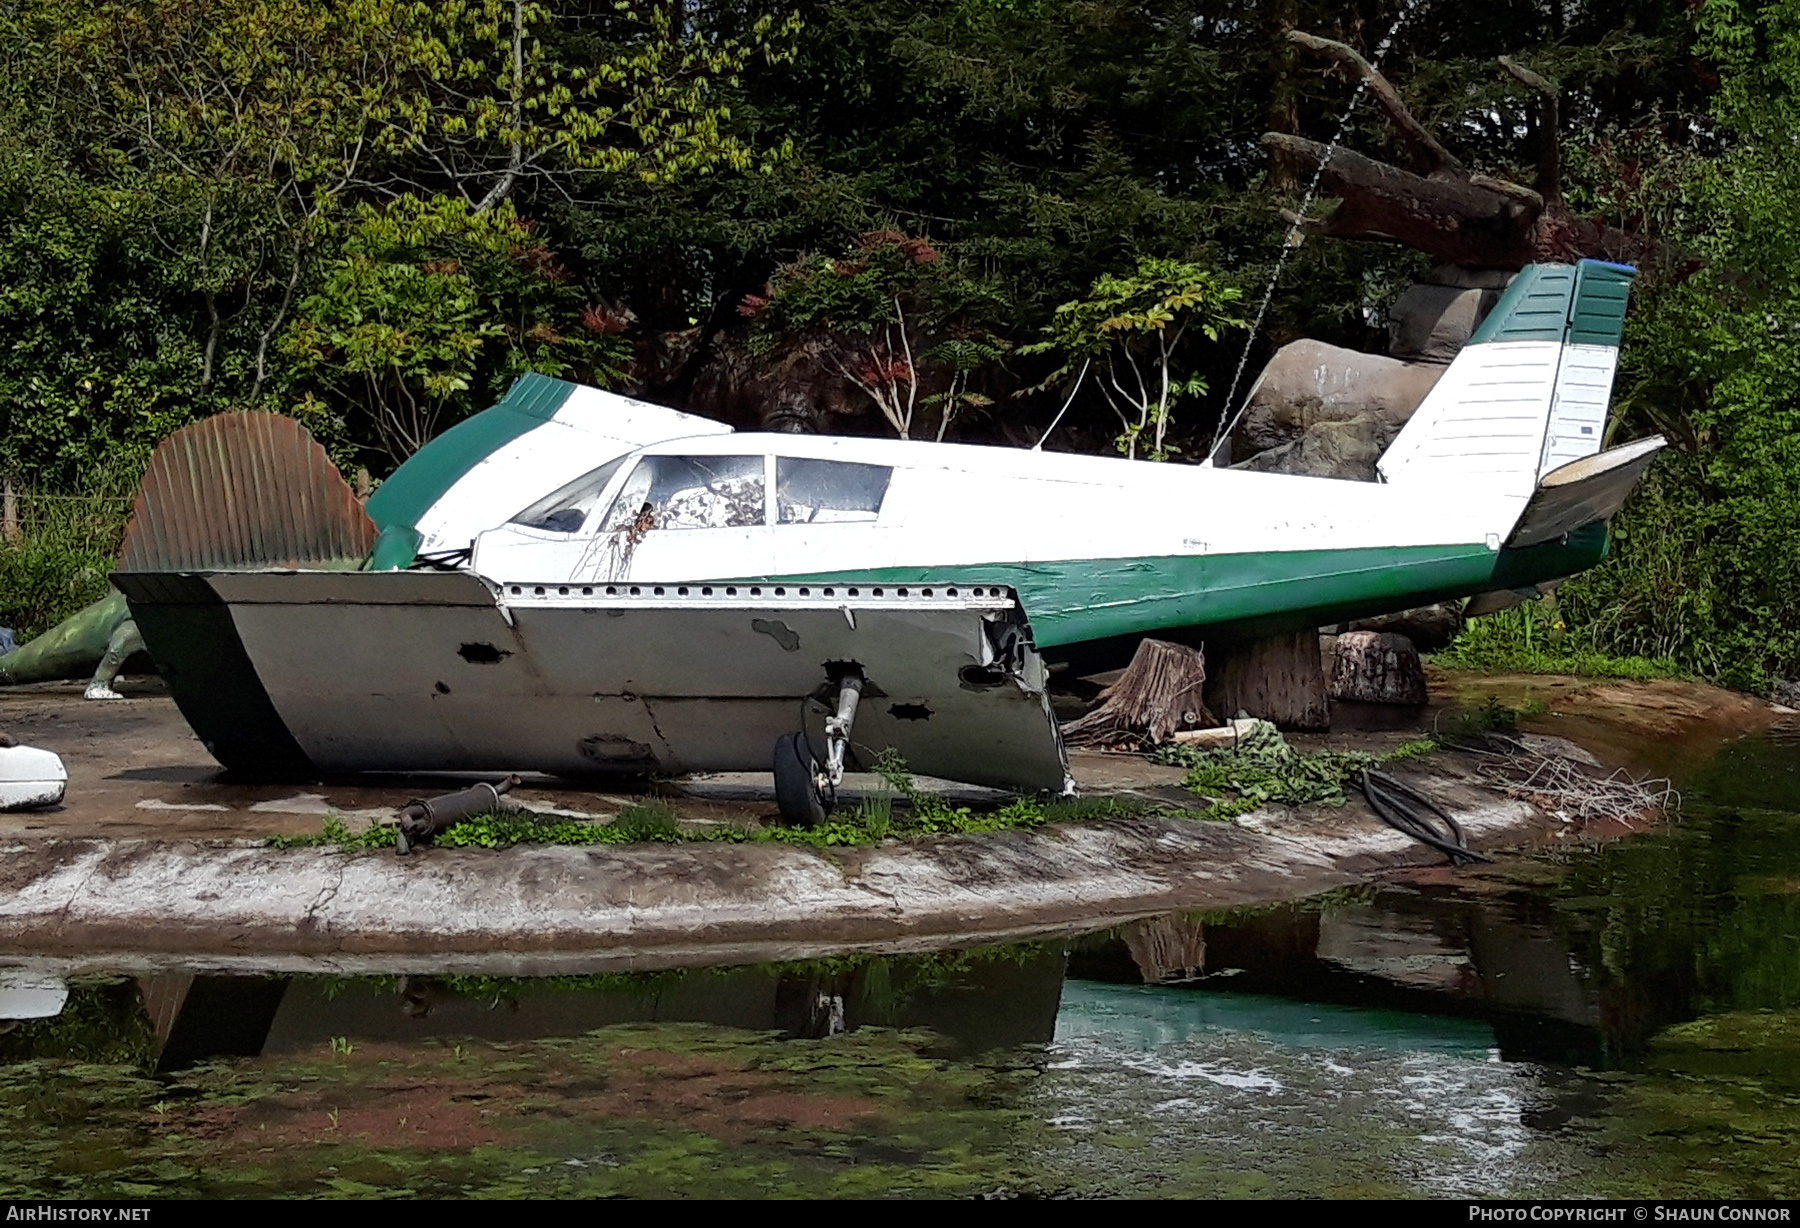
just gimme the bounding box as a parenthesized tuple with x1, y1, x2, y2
(773, 669, 864, 827)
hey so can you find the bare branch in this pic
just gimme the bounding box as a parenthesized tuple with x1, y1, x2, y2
(1288, 29, 1465, 179)
(1499, 55, 1562, 204)
(1470, 173, 1545, 214)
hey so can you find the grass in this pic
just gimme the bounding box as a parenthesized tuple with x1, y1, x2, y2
(264, 757, 1156, 854)
(1150, 722, 1438, 819)
(1432, 600, 1683, 681)
(0, 490, 134, 642)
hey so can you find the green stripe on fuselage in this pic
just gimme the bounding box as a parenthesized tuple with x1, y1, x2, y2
(365, 373, 577, 535)
(743, 524, 1606, 651)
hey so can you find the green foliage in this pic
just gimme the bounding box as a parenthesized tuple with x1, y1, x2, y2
(1544, 1, 1800, 689)
(438, 801, 683, 848)
(0, 493, 132, 640)
(1023, 256, 1244, 458)
(0, 980, 156, 1067)
(1151, 722, 1436, 819)
(263, 756, 1155, 853)
(283, 195, 631, 461)
(0, 0, 795, 489)
(404, 1, 801, 199)
(1435, 600, 1685, 680)
(265, 815, 395, 851)
(748, 230, 1014, 440)
(1430, 694, 1549, 742)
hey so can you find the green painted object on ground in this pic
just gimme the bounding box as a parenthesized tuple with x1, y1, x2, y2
(0, 591, 131, 685)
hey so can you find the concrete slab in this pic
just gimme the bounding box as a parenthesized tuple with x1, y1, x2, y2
(0, 670, 1769, 972)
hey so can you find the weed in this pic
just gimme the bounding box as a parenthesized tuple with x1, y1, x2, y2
(1431, 694, 1546, 742)
(265, 816, 391, 852)
(1434, 601, 1683, 680)
(261, 756, 1156, 855)
(329, 1037, 353, 1056)
(0, 490, 133, 640)
(1151, 722, 1440, 818)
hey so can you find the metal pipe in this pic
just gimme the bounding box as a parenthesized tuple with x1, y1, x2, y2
(396, 774, 522, 855)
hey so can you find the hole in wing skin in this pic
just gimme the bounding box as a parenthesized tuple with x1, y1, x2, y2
(958, 664, 1007, 691)
(751, 618, 801, 652)
(578, 735, 657, 765)
(888, 703, 932, 721)
(458, 642, 512, 664)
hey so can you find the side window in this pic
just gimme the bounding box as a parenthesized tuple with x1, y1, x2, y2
(509, 455, 627, 533)
(776, 458, 892, 525)
(599, 455, 766, 532)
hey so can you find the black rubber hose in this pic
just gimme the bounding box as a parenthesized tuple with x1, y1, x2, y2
(1385, 776, 1491, 865)
(1356, 769, 1492, 866)
(1366, 769, 1480, 851)
(1364, 772, 1472, 864)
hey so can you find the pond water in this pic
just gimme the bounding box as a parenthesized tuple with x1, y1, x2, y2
(4, 726, 1799, 1199)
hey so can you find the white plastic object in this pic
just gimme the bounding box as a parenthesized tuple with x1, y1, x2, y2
(0, 744, 67, 810)
(0, 972, 68, 1020)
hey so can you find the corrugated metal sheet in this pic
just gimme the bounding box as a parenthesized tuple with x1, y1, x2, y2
(118, 412, 377, 572)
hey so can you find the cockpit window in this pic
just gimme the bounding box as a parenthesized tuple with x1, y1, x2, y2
(776, 458, 892, 524)
(599, 455, 766, 532)
(508, 455, 627, 533)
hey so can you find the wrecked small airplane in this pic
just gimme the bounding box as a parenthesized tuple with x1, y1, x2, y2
(111, 259, 1663, 822)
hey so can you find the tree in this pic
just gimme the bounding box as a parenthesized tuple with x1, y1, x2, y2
(1024, 258, 1244, 460)
(281, 195, 632, 462)
(1561, 0, 1800, 687)
(745, 230, 1011, 440)
(1264, 29, 1681, 270)
(43, 0, 447, 401)
(386, 1, 800, 210)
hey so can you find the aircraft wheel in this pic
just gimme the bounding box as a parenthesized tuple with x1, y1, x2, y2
(773, 732, 828, 827)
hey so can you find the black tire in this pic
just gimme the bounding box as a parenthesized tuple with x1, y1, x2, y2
(773, 731, 828, 827)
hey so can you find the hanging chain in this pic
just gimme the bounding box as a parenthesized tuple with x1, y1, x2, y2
(1206, 2, 1427, 465)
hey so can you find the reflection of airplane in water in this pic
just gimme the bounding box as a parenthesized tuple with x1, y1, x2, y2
(132, 953, 1070, 1072)
(100, 888, 1614, 1073)
(112, 260, 1663, 820)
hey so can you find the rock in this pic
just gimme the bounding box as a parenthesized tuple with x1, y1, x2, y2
(1388, 283, 1497, 364)
(1232, 338, 1445, 460)
(1343, 603, 1463, 652)
(1329, 631, 1428, 705)
(1422, 264, 1516, 291)
(1771, 678, 1800, 709)
(1235, 413, 1388, 481)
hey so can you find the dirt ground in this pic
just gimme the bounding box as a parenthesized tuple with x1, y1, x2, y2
(0, 667, 1781, 843)
(0, 667, 1785, 968)
(0, 677, 1196, 842)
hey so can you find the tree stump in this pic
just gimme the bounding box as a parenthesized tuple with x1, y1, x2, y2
(1204, 630, 1331, 731)
(1121, 914, 1206, 984)
(1329, 630, 1427, 704)
(1061, 638, 1214, 750)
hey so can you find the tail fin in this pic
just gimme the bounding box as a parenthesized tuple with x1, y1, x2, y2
(1377, 259, 1636, 492)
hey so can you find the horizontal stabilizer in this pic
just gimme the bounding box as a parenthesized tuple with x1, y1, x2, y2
(1505, 435, 1666, 548)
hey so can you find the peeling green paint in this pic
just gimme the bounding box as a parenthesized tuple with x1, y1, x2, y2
(745, 526, 1607, 649)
